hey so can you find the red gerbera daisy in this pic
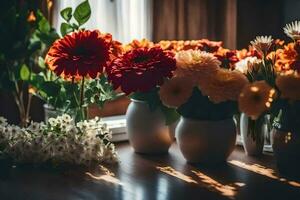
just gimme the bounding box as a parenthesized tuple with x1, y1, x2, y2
(106, 47, 176, 94)
(46, 30, 113, 79)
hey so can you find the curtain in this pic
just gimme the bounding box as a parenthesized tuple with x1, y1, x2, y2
(52, 0, 152, 43)
(152, 0, 237, 49)
(237, 0, 285, 49)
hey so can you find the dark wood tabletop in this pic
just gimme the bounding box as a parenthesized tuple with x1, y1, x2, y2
(0, 142, 300, 200)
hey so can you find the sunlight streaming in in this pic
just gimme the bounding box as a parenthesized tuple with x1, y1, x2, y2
(157, 166, 245, 199)
(85, 165, 123, 185)
(228, 160, 300, 188)
(156, 166, 198, 184)
(192, 170, 245, 199)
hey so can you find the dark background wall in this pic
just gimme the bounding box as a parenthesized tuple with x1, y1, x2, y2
(237, 0, 300, 49)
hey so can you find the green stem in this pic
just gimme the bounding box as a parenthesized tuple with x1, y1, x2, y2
(80, 77, 85, 106)
(80, 77, 85, 120)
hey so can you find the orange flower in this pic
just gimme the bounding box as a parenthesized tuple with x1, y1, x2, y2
(47, 0, 53, 10)
(276, 72, 300, 100)
(214, 47, 241, 69)
(174, 50, 221, 84)
(159, 77, 194, 108)
(124, 39, 154, 52)
(274, 39, 285, 47)
(199, 69, 249, 103)
(238, 81, 276, 120)
(109, 40, 124, 61)
(236, 49, 249, 60)
(275, 42, 300, 73)
(156, 39, 222, 53)
(28, 86, 37, 95)
(27, 11, 36, 22)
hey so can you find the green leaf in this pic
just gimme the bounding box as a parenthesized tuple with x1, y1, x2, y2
(73, 0, 91, 26)
(38, 17, 50, 33)
(161, 106, 180, 125)
(131, 89, 161, 111)
(36, 30, 60, 46)
(20, 64, 30, 80)
(60, 22, 73, 36)
(38, 56, 46, 69)
(60, 7, 72, 22)
(30, 73, 45, 88)
(72, 23, 79, 30)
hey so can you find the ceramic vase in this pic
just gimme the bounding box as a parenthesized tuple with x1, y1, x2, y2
(175, 117, 236, 164)
(240, 113, 267, 156)
(126, 100, 174, 154)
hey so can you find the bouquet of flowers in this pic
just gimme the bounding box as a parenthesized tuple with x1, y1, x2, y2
(38, 0, 123, 121)
(0, 1, 121, 167)
(236, 21, 300, 137)
(106, 45, 179, 124)
(234, 21, 300, 172)
(0, 115, 117, 166)
(158, 47, 249, 121)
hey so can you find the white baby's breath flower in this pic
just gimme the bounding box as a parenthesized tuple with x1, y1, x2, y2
(250, 36, 273, 55)
(27, 122, 41, 132)
(0, 117, 8, 126)
(284, 21, 300, 40)
(10, 125, 23, 137)
(77, 120, 89, 131)
(48, 118, 58, 127)
(88, 121, 97, 129)
(69, 127, 78, 135)
(59, 123, 69, 132)
(62, 114, 72, 122)
(0, 128, 5, 139)
(0, 115, 117, 166)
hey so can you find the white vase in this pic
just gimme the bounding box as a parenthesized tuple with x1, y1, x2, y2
(240, 113, 266, 156)
(175, 117, 236, 164)
(126, 100, 174, 154)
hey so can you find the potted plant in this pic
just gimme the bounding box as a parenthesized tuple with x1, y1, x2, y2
(0, 1, 59, 127)
(106, 46, 178, 154)
(30, 0, 122, 122)
(159, 49, 249, 164)
(235, 36, 282, 156)
(238, 21, 300, 174)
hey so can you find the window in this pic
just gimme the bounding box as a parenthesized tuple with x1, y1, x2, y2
(52, 0, 152, 43)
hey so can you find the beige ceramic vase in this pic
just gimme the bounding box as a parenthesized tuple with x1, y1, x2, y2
(176, 117, 236, 164)
(126, 100, 174, 154)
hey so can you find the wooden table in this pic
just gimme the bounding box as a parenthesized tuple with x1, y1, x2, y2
(0, 142, 300, 200)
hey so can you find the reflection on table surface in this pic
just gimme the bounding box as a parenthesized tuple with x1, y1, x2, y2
(0, 143, 300, 200)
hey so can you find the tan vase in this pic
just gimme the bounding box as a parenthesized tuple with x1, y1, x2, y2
(126, 100, 174, 154)
(176, 117, 236, 164)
